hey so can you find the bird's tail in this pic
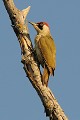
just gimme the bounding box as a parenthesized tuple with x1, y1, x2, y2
(42, 67, 50, 87)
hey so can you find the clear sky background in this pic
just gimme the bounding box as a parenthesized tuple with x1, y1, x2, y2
(0, 0, 80, 120)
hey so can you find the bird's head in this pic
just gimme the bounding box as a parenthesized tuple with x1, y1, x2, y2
(29, 21, 50, 36)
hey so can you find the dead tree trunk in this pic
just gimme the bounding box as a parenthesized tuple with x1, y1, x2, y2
(3, 0, 68, 120)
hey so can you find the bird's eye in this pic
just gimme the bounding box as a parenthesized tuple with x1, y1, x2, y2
(38, 22, 43, 30)
(40, 22, 43, 26)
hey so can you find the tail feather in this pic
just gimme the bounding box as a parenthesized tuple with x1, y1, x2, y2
(42, 67, 50, 87)
(52, 69, 55, 76)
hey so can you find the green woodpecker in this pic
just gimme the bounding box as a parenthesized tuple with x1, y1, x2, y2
(29, 21, 56, 86)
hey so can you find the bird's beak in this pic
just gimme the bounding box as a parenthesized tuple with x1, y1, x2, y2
(28, 21, 37, 26)
(28, 21, 40, 33)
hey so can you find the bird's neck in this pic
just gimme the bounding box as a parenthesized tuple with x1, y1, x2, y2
(35, 33, 51, 43)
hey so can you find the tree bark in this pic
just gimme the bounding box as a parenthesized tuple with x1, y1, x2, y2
(3, 0, 68, 120)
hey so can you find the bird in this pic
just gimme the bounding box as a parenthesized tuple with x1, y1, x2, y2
(29, 21, 56, 87)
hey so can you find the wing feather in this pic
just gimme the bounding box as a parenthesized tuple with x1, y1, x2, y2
(38, 35, 56, 70)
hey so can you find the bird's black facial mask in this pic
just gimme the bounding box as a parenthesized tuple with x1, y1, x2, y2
(37, 22, 43, 30)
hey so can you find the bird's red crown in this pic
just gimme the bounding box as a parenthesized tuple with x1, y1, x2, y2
(36, 22, 50, 28)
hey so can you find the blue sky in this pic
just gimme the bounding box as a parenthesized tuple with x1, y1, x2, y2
(0, 0, 80, 120)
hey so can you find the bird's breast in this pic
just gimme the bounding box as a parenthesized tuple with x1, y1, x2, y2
(35, 42, 44, 66)
(35, 35, 44, 67)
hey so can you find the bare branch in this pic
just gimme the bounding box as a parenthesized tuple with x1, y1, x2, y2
(21, 6, 31, 21)
(3, 0, 68, 120)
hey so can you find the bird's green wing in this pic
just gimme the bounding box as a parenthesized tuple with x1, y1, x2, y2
(38, 35, 56, 69)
